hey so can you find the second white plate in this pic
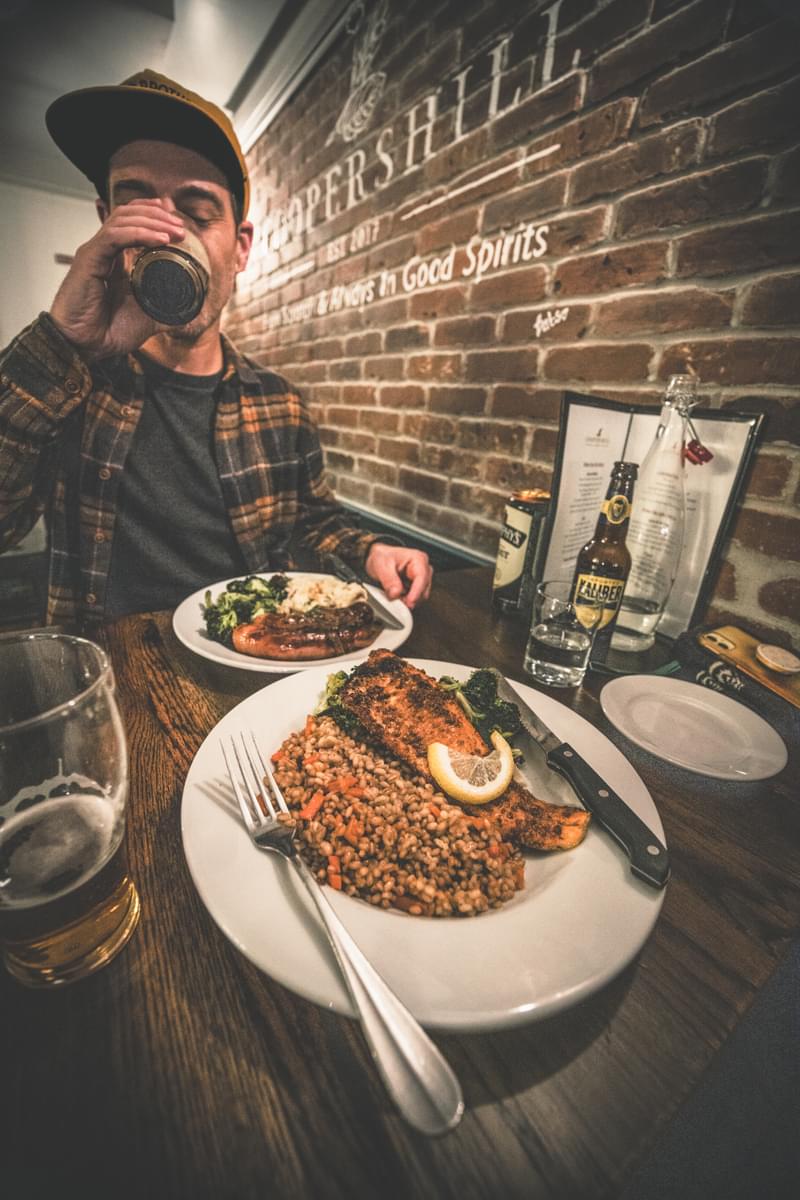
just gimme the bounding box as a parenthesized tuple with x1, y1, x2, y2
(600, 675, 788, 780)
(172, 572, 412, 673)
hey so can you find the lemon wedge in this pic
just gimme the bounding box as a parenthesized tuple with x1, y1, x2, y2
(427, 730, 514, 805)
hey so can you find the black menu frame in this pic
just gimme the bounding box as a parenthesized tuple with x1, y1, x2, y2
(538, 391, 764, 651)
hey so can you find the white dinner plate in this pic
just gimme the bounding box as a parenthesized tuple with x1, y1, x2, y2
(600, 675, 788, 780)
(172, 572, 412, 674)
(181, 659, 666, 1032)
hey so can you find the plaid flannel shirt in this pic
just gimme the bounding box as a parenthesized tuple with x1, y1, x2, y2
(0, 314, 377, 626)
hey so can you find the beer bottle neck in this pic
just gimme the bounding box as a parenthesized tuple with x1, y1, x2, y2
(594, 515, 628, 541)
(593, 475, 635, 539)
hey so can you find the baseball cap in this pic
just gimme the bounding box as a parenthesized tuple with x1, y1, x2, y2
(45, 68, 249, 218)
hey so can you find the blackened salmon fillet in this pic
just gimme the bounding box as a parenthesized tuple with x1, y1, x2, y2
(338, 649, 590, 852)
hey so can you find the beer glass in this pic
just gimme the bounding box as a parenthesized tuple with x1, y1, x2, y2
(130, 227, 210, 326)
(524, 580, 603, 687)
(0, 633, 139, 986)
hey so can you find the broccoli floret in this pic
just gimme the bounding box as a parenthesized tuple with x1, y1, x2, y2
(439, 674, 484, 723)
(463, 670, 521, 737)
(314, 669, 368, 739)
(224, 577, 254, 595)
(202, 589, 255, 646)
(246, 574, 289, 617)
(314, 670, 350, 714)
(201, 574, 291, 645)
(224, 575, 270, 595)
(439, 669, 522, 741)
(268, 573, 289, 602)
(245, 576, 270, 593)
(459, 668, 498, 712)
(485, 697, 522, 740)
(251, 593, 283, 618)
(205, 608, 239, 645)
(328, 705, 369, 739)
(241, 574, 287, 596)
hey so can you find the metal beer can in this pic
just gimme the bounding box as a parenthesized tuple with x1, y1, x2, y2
(492, 489, 550, 616)
(130, 228, 210, 326)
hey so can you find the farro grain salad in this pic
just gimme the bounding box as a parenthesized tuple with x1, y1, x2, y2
(269, 651, 591, 918)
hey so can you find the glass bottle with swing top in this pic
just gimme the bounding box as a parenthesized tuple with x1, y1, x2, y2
(611, 374, 699, 653)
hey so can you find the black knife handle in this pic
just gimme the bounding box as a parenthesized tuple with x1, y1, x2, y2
(547, 743, 670, 889)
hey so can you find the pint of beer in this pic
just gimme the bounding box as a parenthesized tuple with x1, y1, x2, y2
(0, 633, 139, 987)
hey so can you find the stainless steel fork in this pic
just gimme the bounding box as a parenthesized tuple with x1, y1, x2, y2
(222, 730, 464, 1137)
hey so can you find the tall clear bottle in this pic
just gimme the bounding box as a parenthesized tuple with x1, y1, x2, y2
(611, 374, 698, 653)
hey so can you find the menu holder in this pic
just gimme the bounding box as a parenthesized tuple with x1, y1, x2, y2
(538, 392, 764, 676)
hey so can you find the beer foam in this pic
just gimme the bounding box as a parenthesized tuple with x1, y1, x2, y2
(0, 794, 118, 908)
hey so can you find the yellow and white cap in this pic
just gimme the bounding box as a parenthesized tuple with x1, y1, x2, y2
(45, 68, 249, 218)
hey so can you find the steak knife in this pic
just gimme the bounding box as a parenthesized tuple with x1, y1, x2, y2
(490, 670, 670, 888)
(322, 553, 405, 630)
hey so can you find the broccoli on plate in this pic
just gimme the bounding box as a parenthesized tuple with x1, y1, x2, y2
(201, 574, 289, 646)
(438, 668, 522, 742)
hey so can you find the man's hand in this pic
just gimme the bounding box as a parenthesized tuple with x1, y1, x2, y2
(50, 199, 185, 360)
(365, 543, 433, 609)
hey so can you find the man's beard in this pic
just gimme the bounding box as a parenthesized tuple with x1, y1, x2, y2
(166, 299, 219, 342)
(165, 275, 231, 342)
(166, 324, 204, 343)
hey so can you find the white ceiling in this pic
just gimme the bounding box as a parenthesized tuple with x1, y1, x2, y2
(0, 0, 307, 198)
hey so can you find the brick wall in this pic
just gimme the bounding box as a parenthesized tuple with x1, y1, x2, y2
(225, 0, 800, 646)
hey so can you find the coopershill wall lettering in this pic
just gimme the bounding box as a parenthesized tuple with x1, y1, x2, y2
(259, 0, 572, 256)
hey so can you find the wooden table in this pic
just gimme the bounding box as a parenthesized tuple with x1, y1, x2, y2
(3, 568, 798, 1199)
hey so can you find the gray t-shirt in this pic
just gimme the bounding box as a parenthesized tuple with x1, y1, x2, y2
(104, 353, 247, 619)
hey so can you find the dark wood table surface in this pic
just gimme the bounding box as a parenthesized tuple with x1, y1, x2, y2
(3, 567, 799, 1200)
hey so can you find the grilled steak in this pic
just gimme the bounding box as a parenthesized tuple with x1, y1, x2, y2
(338, 649, 591, 852)
(232, 601, 381, 660)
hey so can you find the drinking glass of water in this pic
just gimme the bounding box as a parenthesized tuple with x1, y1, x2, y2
(0, 632, 140, 987)
(524, 580, 602, 687)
